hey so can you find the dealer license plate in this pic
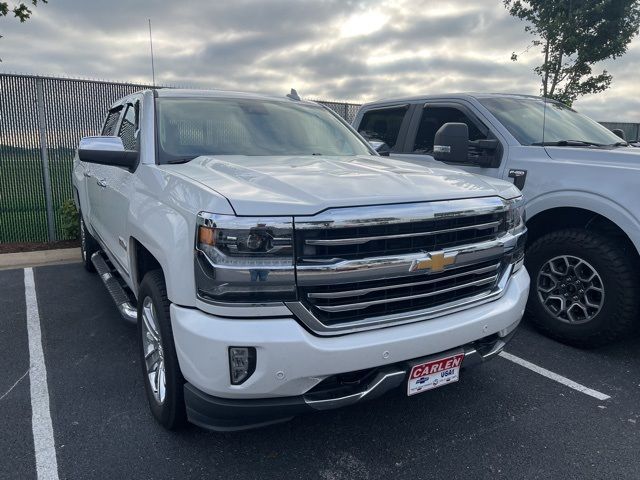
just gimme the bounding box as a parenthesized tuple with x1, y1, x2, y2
(407, 352, 465, 396)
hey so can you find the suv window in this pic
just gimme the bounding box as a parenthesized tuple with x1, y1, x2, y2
(413, 106, 487, 153)
(357, 107, 407, 149)
(118, 103, 138, 151)
(101, 108, 121, 136)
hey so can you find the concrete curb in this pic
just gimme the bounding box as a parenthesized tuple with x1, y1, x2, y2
(0, 248, 82, 270)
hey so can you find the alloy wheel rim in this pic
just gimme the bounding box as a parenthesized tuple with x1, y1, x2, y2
(537, 255, 605, 324)
(141, 297, 166, 404)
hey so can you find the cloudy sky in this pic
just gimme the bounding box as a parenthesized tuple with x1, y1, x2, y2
(2, 0, 639, 121)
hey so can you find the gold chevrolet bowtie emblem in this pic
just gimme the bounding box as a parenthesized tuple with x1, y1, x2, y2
(410, 251, 457, 273)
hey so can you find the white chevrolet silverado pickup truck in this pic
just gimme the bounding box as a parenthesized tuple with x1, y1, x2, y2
(354, 94, 640, 348)
(72, 88, 529, 431)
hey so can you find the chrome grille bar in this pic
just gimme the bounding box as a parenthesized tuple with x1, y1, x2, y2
(312, 274, 499, 313)
(307, 263, 501, 299)
(304, 221, 501, 246)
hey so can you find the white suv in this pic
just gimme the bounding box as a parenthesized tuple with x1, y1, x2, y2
(73, 89, 529, 431)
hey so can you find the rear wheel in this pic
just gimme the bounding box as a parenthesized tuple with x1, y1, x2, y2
(79, 212, 98, 272)
(525, 228, 639, 348)
(137, 270, 186, 429)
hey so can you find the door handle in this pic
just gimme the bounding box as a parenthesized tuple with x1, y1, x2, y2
(508, 169, 527, 190)
(96, 179, 107, 188)
(83, 171, 92, 178)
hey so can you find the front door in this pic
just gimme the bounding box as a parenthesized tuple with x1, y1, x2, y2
(394, 102, 507, 180)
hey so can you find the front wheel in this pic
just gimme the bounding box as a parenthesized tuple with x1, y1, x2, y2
(137, 270, 186, 429)
(525, 228, 639, 348)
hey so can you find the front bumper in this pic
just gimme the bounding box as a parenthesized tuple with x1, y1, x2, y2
(171, 267, 529, 428)
(184, 330, 516, 431)
(172, 267, 528, 397)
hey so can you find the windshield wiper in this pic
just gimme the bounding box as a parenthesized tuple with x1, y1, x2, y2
(610, 141, 628, 147)
(532, 140, 605, 147)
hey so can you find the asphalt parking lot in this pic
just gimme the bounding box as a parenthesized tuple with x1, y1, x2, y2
(1, 263, 639, 480)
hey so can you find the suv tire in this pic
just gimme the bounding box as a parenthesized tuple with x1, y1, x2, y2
(137, 270, 187, 429)
(525, 228, 639, 348)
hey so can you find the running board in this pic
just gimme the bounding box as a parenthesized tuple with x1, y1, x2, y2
(91, 252, 137, 323)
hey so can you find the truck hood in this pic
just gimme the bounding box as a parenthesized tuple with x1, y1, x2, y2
(545, 145, 640, 169)
(160, 155, 519, 216)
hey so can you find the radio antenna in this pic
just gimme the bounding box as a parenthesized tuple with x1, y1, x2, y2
(148, 19, 156, 86)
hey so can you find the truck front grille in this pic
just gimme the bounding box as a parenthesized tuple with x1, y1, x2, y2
(299, 259, 503, 326)
(296, 211, 504, 261)
(289, 198, 514, 335)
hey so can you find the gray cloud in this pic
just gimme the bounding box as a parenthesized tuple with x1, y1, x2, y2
(0, 0, 638, 121)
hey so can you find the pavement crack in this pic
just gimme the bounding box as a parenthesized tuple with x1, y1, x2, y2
(0, 369, 29, 402)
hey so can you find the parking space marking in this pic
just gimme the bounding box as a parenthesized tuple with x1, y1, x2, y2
(499, 351, 611, 401)
(25, 268, 60, 480)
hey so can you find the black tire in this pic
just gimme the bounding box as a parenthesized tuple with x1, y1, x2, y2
(525, 228, 639, 348)
(137, 270, 186, 430)
(79, 211, 98, 272)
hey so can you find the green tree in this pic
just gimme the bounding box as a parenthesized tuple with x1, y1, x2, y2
(1, 1, 47, 61)
(506, 0, 640, 105)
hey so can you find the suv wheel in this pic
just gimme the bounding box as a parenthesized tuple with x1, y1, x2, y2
(137, 270, 186, 429)
(79, 212, 98, 272)
(525, 228, 639, 348)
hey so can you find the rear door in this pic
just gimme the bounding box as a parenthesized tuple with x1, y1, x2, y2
(394, 101, 507, 179)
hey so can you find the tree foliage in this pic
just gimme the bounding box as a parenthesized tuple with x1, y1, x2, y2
(0, 1, 47, 61)
(505, 0, 640, 105)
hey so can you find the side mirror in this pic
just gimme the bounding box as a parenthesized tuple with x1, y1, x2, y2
(612, 128, 626, 140)
(368, 140, 391, 156)
(78, 136, 138, 170)
(433, 123, 469, 164)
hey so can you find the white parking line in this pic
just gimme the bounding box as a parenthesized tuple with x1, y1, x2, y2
(499, 351, 611, 401)
(25, 268, 60, 480)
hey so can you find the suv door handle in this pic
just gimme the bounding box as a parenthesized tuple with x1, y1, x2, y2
(83, 171, 92, 178)
(96, 179, 107, 188)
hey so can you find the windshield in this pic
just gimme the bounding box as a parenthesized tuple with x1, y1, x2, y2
(156, 98, 372, 162)
(479, 97, 623, 146)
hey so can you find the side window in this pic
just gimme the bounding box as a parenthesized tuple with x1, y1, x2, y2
(118, 103, 138, 151)
(101, 108, 121, 136)
(357, 107, 408, 149)
(413, 106, 487, 153)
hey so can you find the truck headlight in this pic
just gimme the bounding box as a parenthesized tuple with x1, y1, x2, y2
(195, 213, 296, 303)
(505, 196, 526, 272)
(505, 196, 526, 235)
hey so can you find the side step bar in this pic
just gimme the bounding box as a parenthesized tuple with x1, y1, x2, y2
(91, 252, 137, 323)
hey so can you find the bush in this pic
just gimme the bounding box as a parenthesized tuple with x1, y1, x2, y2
(59, 198, 79, 240)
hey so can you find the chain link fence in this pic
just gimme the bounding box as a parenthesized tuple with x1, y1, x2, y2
(0, 73, 361, 244)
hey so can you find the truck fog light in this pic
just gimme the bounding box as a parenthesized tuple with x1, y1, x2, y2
(229, 347, 256, 385)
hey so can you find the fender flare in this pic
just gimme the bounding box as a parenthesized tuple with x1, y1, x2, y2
(526, 190, 640, 255)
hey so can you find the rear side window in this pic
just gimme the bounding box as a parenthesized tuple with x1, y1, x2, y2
(118, 103, 138, 151)
(413, 106, 487, 153)
(101, 109, 121, 136)
(357, 107, 408, 149)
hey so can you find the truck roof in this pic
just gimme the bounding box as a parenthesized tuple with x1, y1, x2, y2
(360, 92, 547, 108)
(111, 88, 316, 109)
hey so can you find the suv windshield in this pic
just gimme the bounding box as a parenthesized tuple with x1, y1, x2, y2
(156, 98, 371, 162)
(479, 97, 623, 147)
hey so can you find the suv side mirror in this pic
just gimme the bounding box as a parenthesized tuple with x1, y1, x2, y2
(368, 140, 391, 156)
(433, 123, 469, 164)
(78, 136, 138, 170)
